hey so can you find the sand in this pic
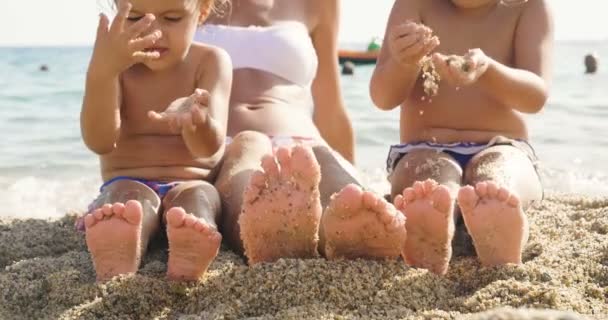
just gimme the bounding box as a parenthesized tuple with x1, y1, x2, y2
(1, 194, 607, 320)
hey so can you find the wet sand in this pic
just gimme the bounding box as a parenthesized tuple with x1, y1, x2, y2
(1, 194, 606, 319)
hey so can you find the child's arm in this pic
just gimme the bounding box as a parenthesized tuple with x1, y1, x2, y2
(480, 0, 553, 113)
(370, 0, 439, 110)
(148, 49, 232, 159)
(81, 1, 160, 154)
(433, 0, 553, 114)
(311, 0, 354, 163)
(183, 49, 232, 159)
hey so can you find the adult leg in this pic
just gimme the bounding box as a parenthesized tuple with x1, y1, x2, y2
(163, 181, 222, 281)
(315, 146, 407, 260)
(458, 145, 542, 267)
(214, 131, 273, 256)
(238, 141, 323, 264)
(84, 180, 160, 281)
(216, 132, 324, 264)
(390, 149, 462, 275)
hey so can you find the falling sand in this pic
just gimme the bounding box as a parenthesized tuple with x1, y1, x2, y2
(1, 194, 607, 319)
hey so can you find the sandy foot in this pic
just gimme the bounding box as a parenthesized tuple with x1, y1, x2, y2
(239, 145, 322, 264)
(323, 184, 406, 260)
(166, 207, 222, 281)
(394, 180, 455, 275)
(458, 181, 528, 267)
(85, 200, 143, 281)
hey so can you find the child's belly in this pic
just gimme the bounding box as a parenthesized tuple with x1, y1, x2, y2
(100, 135, 218, 182)
(401, 91, 529, 143)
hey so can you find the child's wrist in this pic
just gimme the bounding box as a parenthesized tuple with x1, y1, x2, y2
(87, 63, 120, 81)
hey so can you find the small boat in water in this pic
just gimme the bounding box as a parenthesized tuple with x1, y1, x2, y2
(338, 49, 379, 65)
(338, 37, 382, 65)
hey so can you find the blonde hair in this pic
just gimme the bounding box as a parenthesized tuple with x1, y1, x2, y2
(206, 0, 230, 16)
(99, 0, 231, 16)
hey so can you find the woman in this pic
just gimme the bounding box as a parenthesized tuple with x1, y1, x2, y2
(196, 0, 406, 264)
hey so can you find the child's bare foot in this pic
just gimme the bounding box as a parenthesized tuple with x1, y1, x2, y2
(166, 207, 222, 281)
(84, 200, 143, 281)
(394, 180, 455, 275)
(457, 181, 528, 267)
(323, 184, 406, 260)
(239, 145, 322, 264)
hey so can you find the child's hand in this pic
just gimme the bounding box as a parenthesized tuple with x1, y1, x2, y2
(388, 21, 440, 68)
(90, 0, 162, 76)
(432, 49, 490, 87)
(148, 89, 211, 134)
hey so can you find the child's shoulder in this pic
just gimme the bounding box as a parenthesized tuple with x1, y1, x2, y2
(187, 43, 232, 70)
(519, 0, 552, 17)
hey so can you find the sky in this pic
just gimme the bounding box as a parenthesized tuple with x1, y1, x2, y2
(0, 0, 606, 46)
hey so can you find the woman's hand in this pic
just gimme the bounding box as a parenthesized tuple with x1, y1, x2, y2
(432, 49, 490, 87)
(388, 21, 440, 69)
(148, 89, 211, 134)
(89, 0, 162, 77)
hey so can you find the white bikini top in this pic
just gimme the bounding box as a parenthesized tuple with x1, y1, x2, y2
(195, 21, 319, 87)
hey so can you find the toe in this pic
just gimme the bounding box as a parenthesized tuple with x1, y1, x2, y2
(261, 155, 280, 180)
(475, 182, 488, 197)
(413, 182, 425, 198)
(457, 186, 479, 213)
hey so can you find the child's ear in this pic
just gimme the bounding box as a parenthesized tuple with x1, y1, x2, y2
(198, 4, 212, 25)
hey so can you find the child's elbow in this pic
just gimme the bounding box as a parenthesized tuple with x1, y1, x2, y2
(81, 132, 116, 155)
(526, 87, 550, 114)
(86, 142, 116, 155)
(369, 85, 398, 111)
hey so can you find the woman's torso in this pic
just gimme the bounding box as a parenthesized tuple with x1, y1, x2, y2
(198, 0, 323, 138)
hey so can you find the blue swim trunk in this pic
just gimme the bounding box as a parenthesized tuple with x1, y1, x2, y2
(386, 136, 539, 176)
(75, 176, 180, 231)
(99, 176, 180, 198)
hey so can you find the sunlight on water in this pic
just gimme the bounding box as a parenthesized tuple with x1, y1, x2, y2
(1, 42, 607, 219)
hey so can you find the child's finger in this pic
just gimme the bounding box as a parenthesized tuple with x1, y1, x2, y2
(395, 33, 421, 53)
(194, 89, 211, 106)
(191, 104, 208, 126)
(433, 55, 450, 78)
(129, 30, 161, 52)
(148, 110, 167, 121)
(180, 113, 196, 132)
(125, 14, 156, 39)
(110, 0, 132, 34)
(97, 14, 110, 37)
(420, 36, 440, 56)
(168, 117, 181, 133)
(402, 39, 427, 60)
(391, 22, 419, 40)
(448, 64, 471, 85)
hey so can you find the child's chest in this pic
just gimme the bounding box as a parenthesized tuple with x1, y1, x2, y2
(120, 73, 197, 133)
(423, 6, 522, 63)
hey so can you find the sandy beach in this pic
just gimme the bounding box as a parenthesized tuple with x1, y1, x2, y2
(1, 194, 606, 320)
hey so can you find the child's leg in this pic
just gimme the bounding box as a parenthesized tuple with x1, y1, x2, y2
(162, 181, 222, 281)
(314, 146, 407, 261)
(84, 180, 161, 281)
(458, 145, 542, 267)
(390, 149, 462, 275)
